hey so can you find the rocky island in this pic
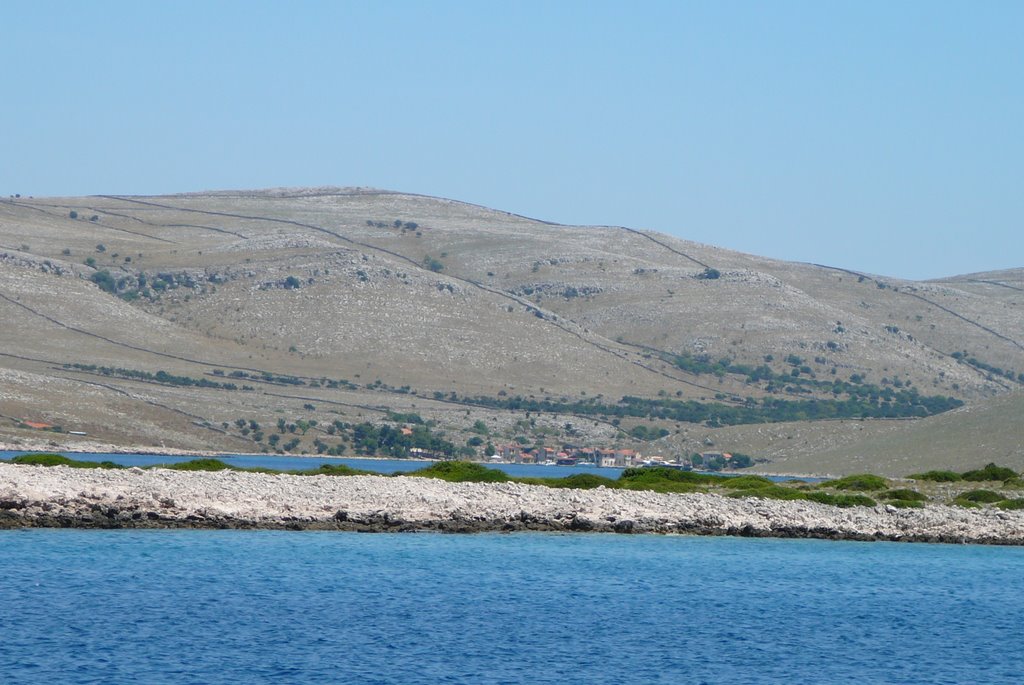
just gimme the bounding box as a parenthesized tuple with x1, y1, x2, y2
(3, 462, 1023, 545)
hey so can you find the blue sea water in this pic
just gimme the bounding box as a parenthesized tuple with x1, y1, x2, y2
(0, 451, 817, 482)
(1, 531, 1022, 684)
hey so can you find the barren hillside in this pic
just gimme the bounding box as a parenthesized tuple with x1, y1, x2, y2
(1, 188, 1021, 473)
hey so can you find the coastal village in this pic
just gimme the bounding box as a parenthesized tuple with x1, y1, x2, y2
(483, 443, 750, 470)
(11, 415, 754, 470)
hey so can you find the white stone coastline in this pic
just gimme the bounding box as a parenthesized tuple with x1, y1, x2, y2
(2, 463, 1023, 544)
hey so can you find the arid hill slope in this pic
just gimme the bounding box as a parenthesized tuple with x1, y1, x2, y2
(1, 188, 1021, 473)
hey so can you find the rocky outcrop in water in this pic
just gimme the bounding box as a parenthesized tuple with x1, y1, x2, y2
(2, 464, 1023, 544)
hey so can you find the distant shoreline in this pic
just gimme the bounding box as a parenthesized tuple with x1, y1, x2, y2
(0, 441, 827, 480)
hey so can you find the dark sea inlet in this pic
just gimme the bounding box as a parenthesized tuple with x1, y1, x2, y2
(2, 532, 1022, 684)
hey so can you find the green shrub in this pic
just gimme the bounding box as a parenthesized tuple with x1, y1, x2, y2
(544, 473, 619, 490)
(887, 500, 924, 509)
(162, 458, 234, 471)
(10, 453, 121, 469)
(961, 463, 1018, 482)
(617, 467, 725, 494)
(996, 499, 1024, 510)
(90, 270, 117, 294)
(881, 489, 928, 502)
(958, 489, 1006, 503)
(408, 461, 509, 483)
(821, 474, 888, 491)
(807, 492, 877, 508)
(619, 467, 725, 486)
(304, 464, 371, 477)
(11, 453, 75, 467)
(908, 470, 961, 482)
(953, 498, 982, 509)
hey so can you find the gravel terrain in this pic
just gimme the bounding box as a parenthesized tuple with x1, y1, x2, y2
(2, 464, 1022, 544)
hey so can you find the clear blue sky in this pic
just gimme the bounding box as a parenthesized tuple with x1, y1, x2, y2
(3, 1, 1021, 280)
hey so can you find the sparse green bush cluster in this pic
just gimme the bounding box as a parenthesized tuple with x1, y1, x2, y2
(629, 424, 670, 441)
(445, 385, 962, 430)
(908, 470, 961, 482)
(952, 352, 1024, 384)
(957, 489, 1006, 504)
(309, 464, 372, 477)
(10, 454, 120, 469)
(961, 463, 1018, 482)
(822, 474, 888, 492)
(347, 422, 456, 458)
(881, 489, 928, 502)
(620, 467, 723, 487)
(65, 363, 245, 391)
(407, 461, 509, 483)
(85, 267, 211, 302)
(537, 473, 619, 490)
(162, 458, 234, 472)
(726, 481, 875, 506)
(806, 492, 877, 508)
(366, 219, 419, 231)
(665, 352, 963, 419)
(7, 453, 1020, 515)
(886, 500, 924, 509)
(910, 464, 1019, 485)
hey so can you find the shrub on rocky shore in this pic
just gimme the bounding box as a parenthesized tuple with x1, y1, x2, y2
(881, 489, 928, 502)
(806, 492, 877, 508)
(407, 461, 510, 483)
(821, 474, 888, 492)
(961, 464, 1018, 482)
(11, 454, 120, 469)
(6, 454, 1024, 514)
(958, 489, 1006, 504)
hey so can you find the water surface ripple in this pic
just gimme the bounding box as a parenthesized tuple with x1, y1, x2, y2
(1, 531, 1022, 684)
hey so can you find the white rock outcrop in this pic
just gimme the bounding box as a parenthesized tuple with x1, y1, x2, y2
(2, 464, 1022, 544)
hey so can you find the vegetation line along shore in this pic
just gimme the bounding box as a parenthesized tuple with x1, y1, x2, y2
(5, 454, 1024, 511)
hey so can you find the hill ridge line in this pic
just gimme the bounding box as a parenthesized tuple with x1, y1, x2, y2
(97, 195, 743, 398)
(812, 263, 1024, 353)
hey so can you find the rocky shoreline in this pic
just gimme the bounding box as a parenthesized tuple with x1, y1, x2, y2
(2, 463, 1023, 544)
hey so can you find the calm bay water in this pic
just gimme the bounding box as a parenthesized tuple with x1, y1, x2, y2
(0, 451, 816, 482)
(0, 449, 605, 477)
(1, 531, 1022, 684)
